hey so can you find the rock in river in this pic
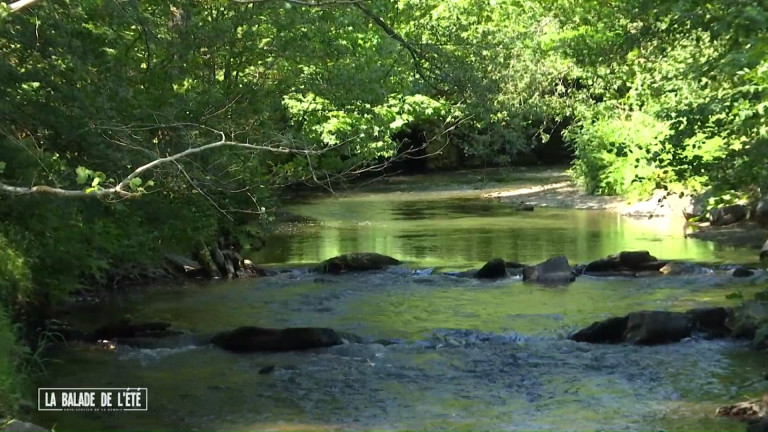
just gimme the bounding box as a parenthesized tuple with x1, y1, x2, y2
(624, 311, 693, 345)
(314, 252, 401, 274)
(583, 250, 665, 275)
(476, 258, 508, 279)
(710, 204, 748, 226)
(571, 310, 697, 345)
(522, 256, 575, 284)
(686, 306, 732, 338)
(210, 326, 346, 352)
(570, 316, 629, 344)
(732, 266, 756, 278)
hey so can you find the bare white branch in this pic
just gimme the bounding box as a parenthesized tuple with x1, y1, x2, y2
(8, 0, 42, 13)
(0, 137, 325, 198)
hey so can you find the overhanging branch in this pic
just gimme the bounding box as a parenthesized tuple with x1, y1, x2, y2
(0, 138, 323, 198)
(8, 0, 43, 13)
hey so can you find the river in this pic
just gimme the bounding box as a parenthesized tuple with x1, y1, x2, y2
(33, 169, 765, 431)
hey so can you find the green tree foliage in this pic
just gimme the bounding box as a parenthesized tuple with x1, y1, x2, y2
(1, 0, 767, 416)
(551, 0, 768, 197)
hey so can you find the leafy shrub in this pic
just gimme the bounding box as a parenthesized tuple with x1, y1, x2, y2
(0, 307, 27, 419)
(568, 108, 671, 199)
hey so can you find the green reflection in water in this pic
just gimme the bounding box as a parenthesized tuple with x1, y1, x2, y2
(253, 194, 753, 269)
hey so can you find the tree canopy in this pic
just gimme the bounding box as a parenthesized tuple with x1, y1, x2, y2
(1, 0, 767, 415)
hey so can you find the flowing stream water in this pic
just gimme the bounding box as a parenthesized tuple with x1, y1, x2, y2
(32, 170, 767, 431)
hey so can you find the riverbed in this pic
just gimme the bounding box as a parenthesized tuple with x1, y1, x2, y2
(33, 169, 766, 431)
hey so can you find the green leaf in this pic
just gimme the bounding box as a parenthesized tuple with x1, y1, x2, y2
(0, 161, 5, 174)
(129, 177, 143, 191)
(91, 177, 100, 187)
(75, 166, 91, 185)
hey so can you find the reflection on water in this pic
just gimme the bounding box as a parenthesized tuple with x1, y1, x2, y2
(252, 195, 752, 269)
(33, 179, 765, 431)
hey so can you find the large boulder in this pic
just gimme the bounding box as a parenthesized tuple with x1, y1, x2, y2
(88, 320, 178, 341)
(210, 326, 345, 352)
(522, 256, 575, 284)
(710, 204, 748, 226)
(624, 311, 692, 345)
(476, 258, 508, 279)
(570, 316, 628, 344)
(685, 307, 732, 338)
(761, 239, 768, 261)
(314, 253, 401, 274)
(571, 310, 698, 345)
(583, 251, 663, 275)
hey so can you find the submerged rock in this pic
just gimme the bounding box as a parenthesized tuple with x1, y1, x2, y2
(88, 320, 178, 341)
(210, 326, 345, 352)
(476, 258, 508, 279)
(336, 331, 365, 344)
(314, 252, 401, 274)
(522, 256, 575, 284)
(732, 266, 756, 278)
(659, 261, 712, 275)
